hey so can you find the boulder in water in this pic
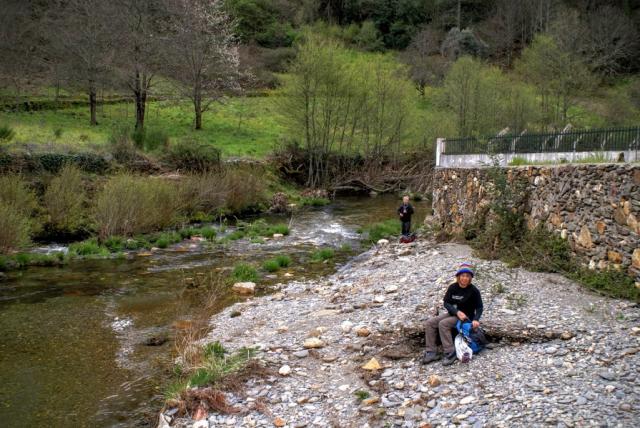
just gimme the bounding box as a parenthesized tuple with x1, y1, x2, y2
(232, 282, 256, 295)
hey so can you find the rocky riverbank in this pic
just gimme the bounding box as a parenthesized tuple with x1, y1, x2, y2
(162, 239, 640, 428)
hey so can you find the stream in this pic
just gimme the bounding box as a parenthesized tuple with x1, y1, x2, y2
(0, 195, 429, 428)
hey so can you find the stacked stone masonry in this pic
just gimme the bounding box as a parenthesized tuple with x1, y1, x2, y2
(431, 164, 640, 281)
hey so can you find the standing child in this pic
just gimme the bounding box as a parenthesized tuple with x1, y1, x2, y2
(397, 195, 414, 237)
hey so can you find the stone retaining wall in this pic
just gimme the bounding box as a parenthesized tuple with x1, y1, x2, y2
(431, 164, 640, 280)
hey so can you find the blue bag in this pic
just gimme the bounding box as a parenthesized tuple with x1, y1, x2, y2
(456, 320, 488, 354)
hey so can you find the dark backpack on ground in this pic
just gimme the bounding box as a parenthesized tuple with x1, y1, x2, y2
(400, 233, 416, 244)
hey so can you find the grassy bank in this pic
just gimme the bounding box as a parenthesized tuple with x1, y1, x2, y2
(0, 97, 283, 158)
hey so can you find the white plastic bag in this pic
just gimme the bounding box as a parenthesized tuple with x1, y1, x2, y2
(455, 334, 473, 363)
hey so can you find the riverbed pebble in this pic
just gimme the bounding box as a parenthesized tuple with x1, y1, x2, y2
(171, 240, 640, 427)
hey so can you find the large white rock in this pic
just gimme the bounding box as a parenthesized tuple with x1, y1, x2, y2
(340, 320, 354, 333)
(232, 282, 256, 295)
(377, 239, 390, 245)
(279, 365, 292, 376)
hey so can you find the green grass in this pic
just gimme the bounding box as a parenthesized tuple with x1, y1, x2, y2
(262, 259, 281, 272)
(0, 96, 283, 158)
(68, 239, 109, 257)
(165, 341, 256, 400)
(300, 197, 331, 207)
(0, 252, 66, 270)
(354, 390, 370, 400)
(231, 263, 260, 282)
(274, 254, 292, 267)
(358, 219, 399, 244)
(263, 254, 292, 272)
(311, 248, 335, 262)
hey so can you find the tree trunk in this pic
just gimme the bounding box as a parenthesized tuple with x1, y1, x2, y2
(195, 97, 202, 130)
(135, 89, 147, 131)
(89, 82, 98, 126)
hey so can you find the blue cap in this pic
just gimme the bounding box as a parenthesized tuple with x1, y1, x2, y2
(455, 263, 474, 277)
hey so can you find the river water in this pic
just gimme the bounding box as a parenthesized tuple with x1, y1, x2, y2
(0, 195, 429, 428)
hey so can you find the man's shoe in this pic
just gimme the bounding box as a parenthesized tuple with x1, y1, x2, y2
(421, 351, 439, 364)
(442, 351, 457, 366)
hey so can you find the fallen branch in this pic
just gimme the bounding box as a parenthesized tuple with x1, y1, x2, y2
(400, 320, 574, 344)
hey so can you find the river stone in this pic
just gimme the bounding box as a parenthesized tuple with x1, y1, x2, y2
(293, 350, 309, 358)
(428, 374, 441, 387)
(377, 239, 390, 245)
(362, 357, 382, 371)
(598, 370, 616, 381)
(232, 282, 256, 295)
(279, 365, 292, 376)
(356, 326, 371, 337)
(632, 248, 640, 269)
(192, 420, 209, 428)
(373, 295, 386, 303)
(460, 396, 475, 405)
(340, 320, 354, 333)
(385, 285, 399, 293)
(303, 338, 325, 349)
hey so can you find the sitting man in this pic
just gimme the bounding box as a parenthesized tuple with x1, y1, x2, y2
(422, 263, 483, 366)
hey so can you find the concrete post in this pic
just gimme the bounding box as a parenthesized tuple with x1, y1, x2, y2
(436, 138, 444, 167)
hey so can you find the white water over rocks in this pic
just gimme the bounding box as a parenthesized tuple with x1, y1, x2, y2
(168, 240, 640, 427)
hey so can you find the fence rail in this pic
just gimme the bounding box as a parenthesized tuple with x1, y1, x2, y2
(443, 127, 640, 155)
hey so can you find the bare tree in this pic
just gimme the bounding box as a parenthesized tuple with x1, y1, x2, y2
(402, 26, 448, 95)
(0, 1, 43, 108)
(46, 0, 117, 125)
(114, 0, 167, 131)
(576, 6, 639, 76)
(164, 0, 240, 130)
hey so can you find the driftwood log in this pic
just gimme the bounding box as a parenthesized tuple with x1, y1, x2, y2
(401, 320, 574, 344)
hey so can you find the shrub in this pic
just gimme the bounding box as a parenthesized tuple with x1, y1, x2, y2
(43, 164, 86, 233)
(0, 202, 30, 252)
(569, 268, 639, 301)
(164, 138, 221, 172)
(231, 263, 259, 282)
(221, 167, 267, 213)
(179, 167, 267, 217)
(199, 227, 217, 240)
(262, 259, 280, 272)
(311, 248, 335, 262)
(180, 172, 227, 216)
(53, 128, 63, 139)
(93, 174, 181, 239)
(143, 128, 170, 152)
(0, 175, 38, 217)
(109, 127, 138, 163)
(131, 127, 146, 149)
(0, 124, 15, 142)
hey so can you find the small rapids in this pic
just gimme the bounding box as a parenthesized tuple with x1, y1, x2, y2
(0, 195, 429, 428)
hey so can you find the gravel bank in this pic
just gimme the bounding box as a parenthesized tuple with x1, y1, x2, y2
(164, 240, 640, 428)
